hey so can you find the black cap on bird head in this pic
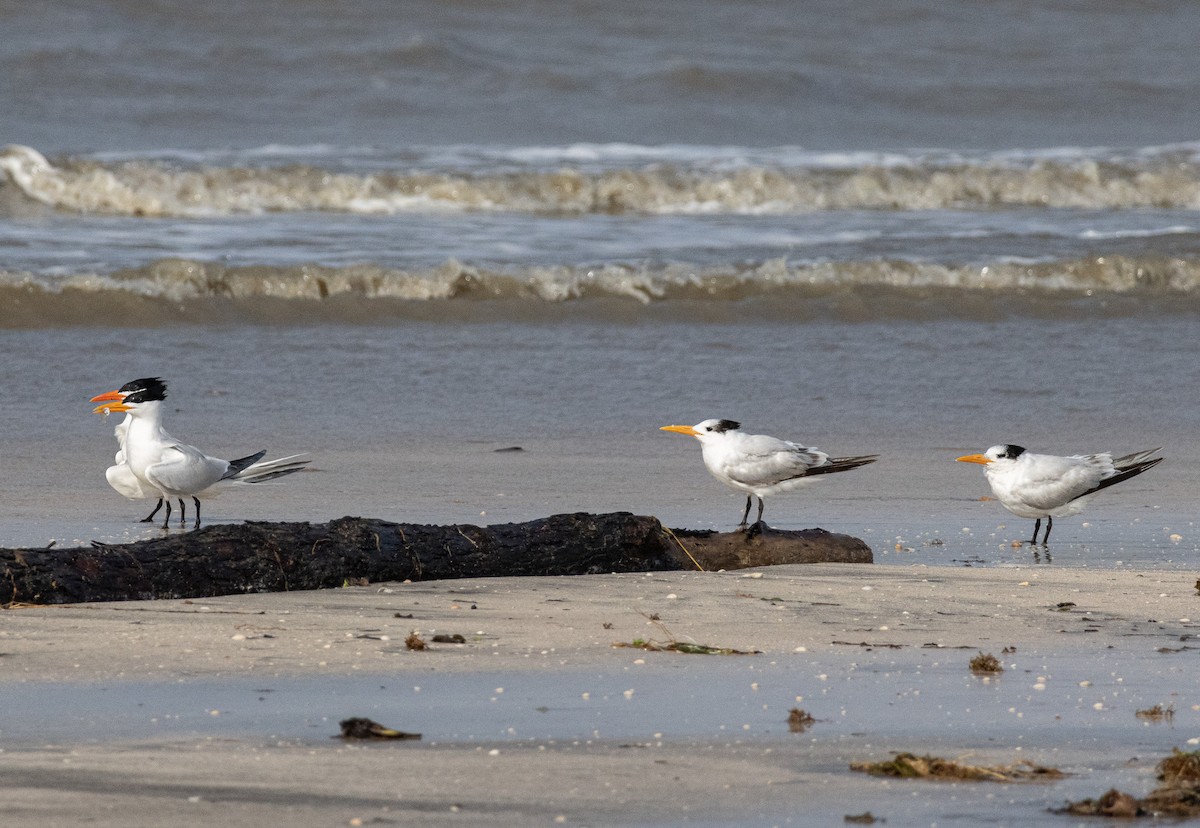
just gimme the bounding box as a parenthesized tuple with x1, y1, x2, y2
(999, 444, 1025, 460)
(710, 419, 741, 434)
(119, 377, 166, 395)
(121, 377, 168, 403)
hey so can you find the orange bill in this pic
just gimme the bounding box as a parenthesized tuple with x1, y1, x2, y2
(955, 453, 992, 465)
(92, 401, 130, 415)
(89, 389, 125, 403)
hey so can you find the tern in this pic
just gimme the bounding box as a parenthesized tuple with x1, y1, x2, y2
(91, 378, 184, 523)
(660, 419, 878, 533)
(91, 377, 311, 528)
(955, 444, 1163, 545)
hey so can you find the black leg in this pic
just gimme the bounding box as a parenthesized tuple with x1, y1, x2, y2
(193, 496, 202, 529)
(162, 498, 172, 529)
(140, 498, 164, 523)
(1029, 518, 1041, 546)
(1042, 515, 1053, 545)
(177, 498, 187, 526)
(745, 497, 766, 539)
(737, 495, 753, 528)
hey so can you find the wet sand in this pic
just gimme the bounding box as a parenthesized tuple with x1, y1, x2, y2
(1, 563, 1197, 826)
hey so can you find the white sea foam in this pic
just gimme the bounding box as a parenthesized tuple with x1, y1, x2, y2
(7, 143, 1200, 218)
(3, 253, 1197, 316)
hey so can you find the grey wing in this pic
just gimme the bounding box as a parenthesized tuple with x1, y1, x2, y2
(144, 443, 229, 495)
(1016, 454, 1106, 511)
(732, 435, 829, 483)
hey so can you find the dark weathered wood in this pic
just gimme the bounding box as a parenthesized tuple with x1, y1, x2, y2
(670, 524, 874, 571)
(0, 513, 872, 605)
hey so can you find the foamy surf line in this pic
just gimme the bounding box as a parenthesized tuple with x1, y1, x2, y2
(5, 143, 1200, 216)
(2, 255, 1198, 326)
(4, 254, 1199, 300)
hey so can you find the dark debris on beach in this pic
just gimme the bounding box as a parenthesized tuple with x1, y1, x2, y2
(851, 753, 1063, 783)
(0, 512, 872, 605)
(338, 717, 421, 741)
(1057, 750, 1200, 818)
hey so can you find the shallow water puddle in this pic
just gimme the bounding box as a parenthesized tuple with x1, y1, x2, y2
(0, 650, 1192, 752)
(0, 651, 1194, 826)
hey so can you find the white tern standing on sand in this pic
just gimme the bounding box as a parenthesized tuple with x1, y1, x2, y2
(660, 418, 878, 535)
(955, 444, 1162, 545)
(92, 377, 182, 523)
(91, 377, 310, 529)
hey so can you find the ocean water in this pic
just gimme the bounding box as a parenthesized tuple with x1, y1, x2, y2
(1, 1, 1197, 565)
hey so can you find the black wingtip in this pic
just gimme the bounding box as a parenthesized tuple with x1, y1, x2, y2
(1077, 456, 1163, 499)
(805, 454, 879, 476)
(222, 450, 267, 479)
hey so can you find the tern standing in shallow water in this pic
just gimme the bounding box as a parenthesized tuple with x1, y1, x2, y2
(660, 418, 878, 534)
(955, 444, 1163, 546)
(91, 377, 311, 529)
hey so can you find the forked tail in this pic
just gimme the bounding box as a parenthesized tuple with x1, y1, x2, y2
(805, 454, 879, 476)
(223, 452, 311, 483)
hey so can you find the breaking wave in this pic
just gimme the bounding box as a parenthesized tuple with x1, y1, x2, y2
(2, 254, 1197, 327)
(5, 143, 1200, 217)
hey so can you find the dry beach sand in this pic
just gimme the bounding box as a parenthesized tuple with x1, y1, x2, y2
(1, 562, 1198, 826)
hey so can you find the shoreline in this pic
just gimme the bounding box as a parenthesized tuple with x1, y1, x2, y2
(1, 564, 1196, 825)
(0, 563, 1195, 682)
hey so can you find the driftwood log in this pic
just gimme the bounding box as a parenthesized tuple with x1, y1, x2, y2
(0, 512, 872, 605)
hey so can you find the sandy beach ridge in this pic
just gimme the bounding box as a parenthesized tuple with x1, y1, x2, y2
(1, 563, 1196, 826)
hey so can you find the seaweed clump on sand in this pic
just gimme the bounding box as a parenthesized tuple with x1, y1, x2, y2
(338, 717, 421, 740)
(1158, 750, 1200, 783)
(968, 652, 1003, 674)
(1057, 749, 1200, 818)
(1134, 703, 1174, 723)
(851, 753, 1063, 783)
(613, 638, 759, 655)
(788, 708, 816, 733)
(612, 612, 761, 655)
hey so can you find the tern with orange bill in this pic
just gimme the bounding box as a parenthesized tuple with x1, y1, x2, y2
(91, 378, 183, 523)
(91, 377, 311, 529)
(660, 418, 877, 534)
(955, 444, 1163, 545)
